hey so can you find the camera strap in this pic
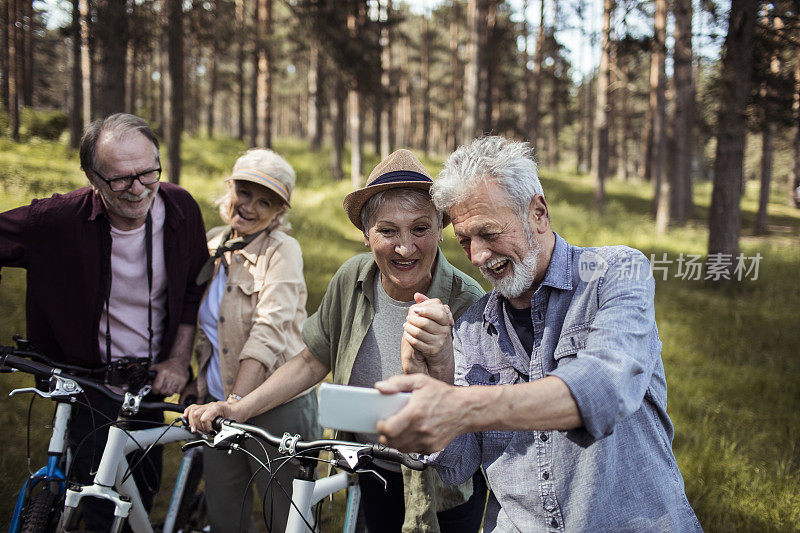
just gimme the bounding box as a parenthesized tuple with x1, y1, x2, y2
(105, 210, 154, 366)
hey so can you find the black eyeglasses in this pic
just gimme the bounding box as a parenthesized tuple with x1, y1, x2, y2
(93, 167, 162, 192)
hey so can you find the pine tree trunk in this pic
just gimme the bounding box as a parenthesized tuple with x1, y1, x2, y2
(7, 0, 19, 140)
(672, 0, 694, 223)
(754, 121, 775, 234)
(1, 0, 8, 112)
(550, 75, 560, 169)
(21, 0, 31, 106)
(95, 0, 128, 117)
(529, 0, 545, 147)
(616, 58, 630, 181)
(449, 3, 461, 152)
(793, 48, 800, 208)
(330, 75, 345, 182)
(207, 2, 218, 139)
(70, 0, 83, 148)
(708, 0, 758, 280)
(249, 0, 259, 147)
(481, 1, 495, 133)
(591, 0, 614, 212)
(308, 45, 323, 151)
(236, 0, 245, 140)
(125, 35, 135, 113)
(349, 87, 363, 188)
(755, 44, 782, 233)
(165, 0, 184, 184)
(652, 0, 669, 229)
(585, 77, 595, 175)
(421, 15, 431, 156)
(261, 0, 272, 148)
(462, 0, 484, 142)
(396, 39, 410, 147)
(379, 0, 392, 158)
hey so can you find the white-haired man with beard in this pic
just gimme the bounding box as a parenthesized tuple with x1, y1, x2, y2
(375, 136, 702, 532)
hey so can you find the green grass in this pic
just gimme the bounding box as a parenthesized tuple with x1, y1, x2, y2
(1, 135, 799, 531)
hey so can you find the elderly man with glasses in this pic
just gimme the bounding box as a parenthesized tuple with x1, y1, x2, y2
(0, 113, 208, 530)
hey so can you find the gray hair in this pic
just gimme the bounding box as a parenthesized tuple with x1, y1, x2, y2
(432, 136, 544, 220)
(80, 113, 160, 173)
(218, 148, 296, 233)
(360, 187, 443, 235)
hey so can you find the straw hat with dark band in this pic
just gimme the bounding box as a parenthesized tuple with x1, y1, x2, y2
(343, 149, 445, 231)
(227, 168, 292, 207)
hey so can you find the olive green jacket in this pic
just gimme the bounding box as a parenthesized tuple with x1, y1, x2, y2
(303, 250, 484, 532)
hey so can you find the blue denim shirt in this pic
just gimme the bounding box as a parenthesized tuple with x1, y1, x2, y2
(431, 234, 702, 532)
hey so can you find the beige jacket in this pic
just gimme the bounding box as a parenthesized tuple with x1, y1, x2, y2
(195, 226, 309, 400)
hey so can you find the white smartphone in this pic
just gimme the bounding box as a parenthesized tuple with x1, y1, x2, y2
(317, 383, 411, 434)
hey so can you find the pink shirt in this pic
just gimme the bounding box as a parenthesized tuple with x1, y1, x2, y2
(99, 195, 168, 362)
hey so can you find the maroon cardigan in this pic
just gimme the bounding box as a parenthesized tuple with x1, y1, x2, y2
(0, 182, 209, 366)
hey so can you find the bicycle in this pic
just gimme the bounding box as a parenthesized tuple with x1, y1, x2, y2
(0, 342, 207, 533)
(184, 416, 425, 533)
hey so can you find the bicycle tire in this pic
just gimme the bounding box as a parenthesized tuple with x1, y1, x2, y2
(171, 455, 208, 532)
(21, 489, 60, 533)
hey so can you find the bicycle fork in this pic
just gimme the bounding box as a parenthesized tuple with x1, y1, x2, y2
(9, 399, 72, 533)
(58, 425, 142, 533)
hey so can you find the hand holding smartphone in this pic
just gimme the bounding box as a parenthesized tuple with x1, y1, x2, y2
(317, 383, 411, 434)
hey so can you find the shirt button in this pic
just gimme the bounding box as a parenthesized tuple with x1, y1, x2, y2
(227, 286, 232, 292)
(550, 518, 559, 528)
(227, 377, 233, 385)
(542, 471, 549, 480)
(222, 348, 228, 354)
(540, 433, 548, 442)
(220, 316, 225, 323)
(542, 496, 557, 512)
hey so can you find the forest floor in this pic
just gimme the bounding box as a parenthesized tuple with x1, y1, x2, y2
(0, 136, 799, 531)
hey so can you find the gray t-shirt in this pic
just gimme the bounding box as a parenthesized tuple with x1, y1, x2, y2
(349, 273, 411, 445)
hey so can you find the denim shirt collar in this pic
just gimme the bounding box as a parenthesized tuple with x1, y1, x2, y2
(483, 232, 572, 327)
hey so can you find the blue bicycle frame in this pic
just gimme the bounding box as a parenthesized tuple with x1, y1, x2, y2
(8, 402, 72, 533)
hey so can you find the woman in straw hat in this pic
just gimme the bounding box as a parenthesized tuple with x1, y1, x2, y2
(186, 149, 487, 532)
(187, 148, 320, 533)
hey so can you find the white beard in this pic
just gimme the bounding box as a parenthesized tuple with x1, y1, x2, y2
(480, 238, 541, 300)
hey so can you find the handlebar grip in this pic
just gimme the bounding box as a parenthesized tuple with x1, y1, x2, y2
(368, 443, 426, 471)
(212, 416, 227, 432)
(1, 354, 56, 378)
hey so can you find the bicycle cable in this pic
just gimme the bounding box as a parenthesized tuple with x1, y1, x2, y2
(260, 445, 330, 533)
(120, 416, 183, 485)
(26, 394, 36, 476)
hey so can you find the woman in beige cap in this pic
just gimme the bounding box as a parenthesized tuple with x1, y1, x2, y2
(186, 149, 486, 532)
(188, 148, 320, 533)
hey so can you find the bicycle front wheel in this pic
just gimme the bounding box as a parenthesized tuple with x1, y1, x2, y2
(21, 489, 61, 533)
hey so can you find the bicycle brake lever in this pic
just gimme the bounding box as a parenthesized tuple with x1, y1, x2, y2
(361, 469, 388, 491)
(9, 386, 50, 399)
(9, 375, 83, 400)
(181, 439, 211, 452)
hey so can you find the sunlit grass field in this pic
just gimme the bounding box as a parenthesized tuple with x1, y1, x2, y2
(1, 135, 799, 531)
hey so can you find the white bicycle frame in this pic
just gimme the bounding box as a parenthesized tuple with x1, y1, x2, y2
(60, 423, 194, 533)
(285, 471, 361, 533)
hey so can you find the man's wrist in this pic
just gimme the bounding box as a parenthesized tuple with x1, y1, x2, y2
(458, 384, 500, 434)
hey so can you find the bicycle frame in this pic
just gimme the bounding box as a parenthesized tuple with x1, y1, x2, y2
(196, 419, 426, 533)
(8, 401, 72, 533)
(1, 350, 202, 533)
(286, 468, 360, 533)
(60, 423, 194, 533)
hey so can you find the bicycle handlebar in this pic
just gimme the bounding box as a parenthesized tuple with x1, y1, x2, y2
(0, 351, 185, 414)
(211, 417, 426, 471)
